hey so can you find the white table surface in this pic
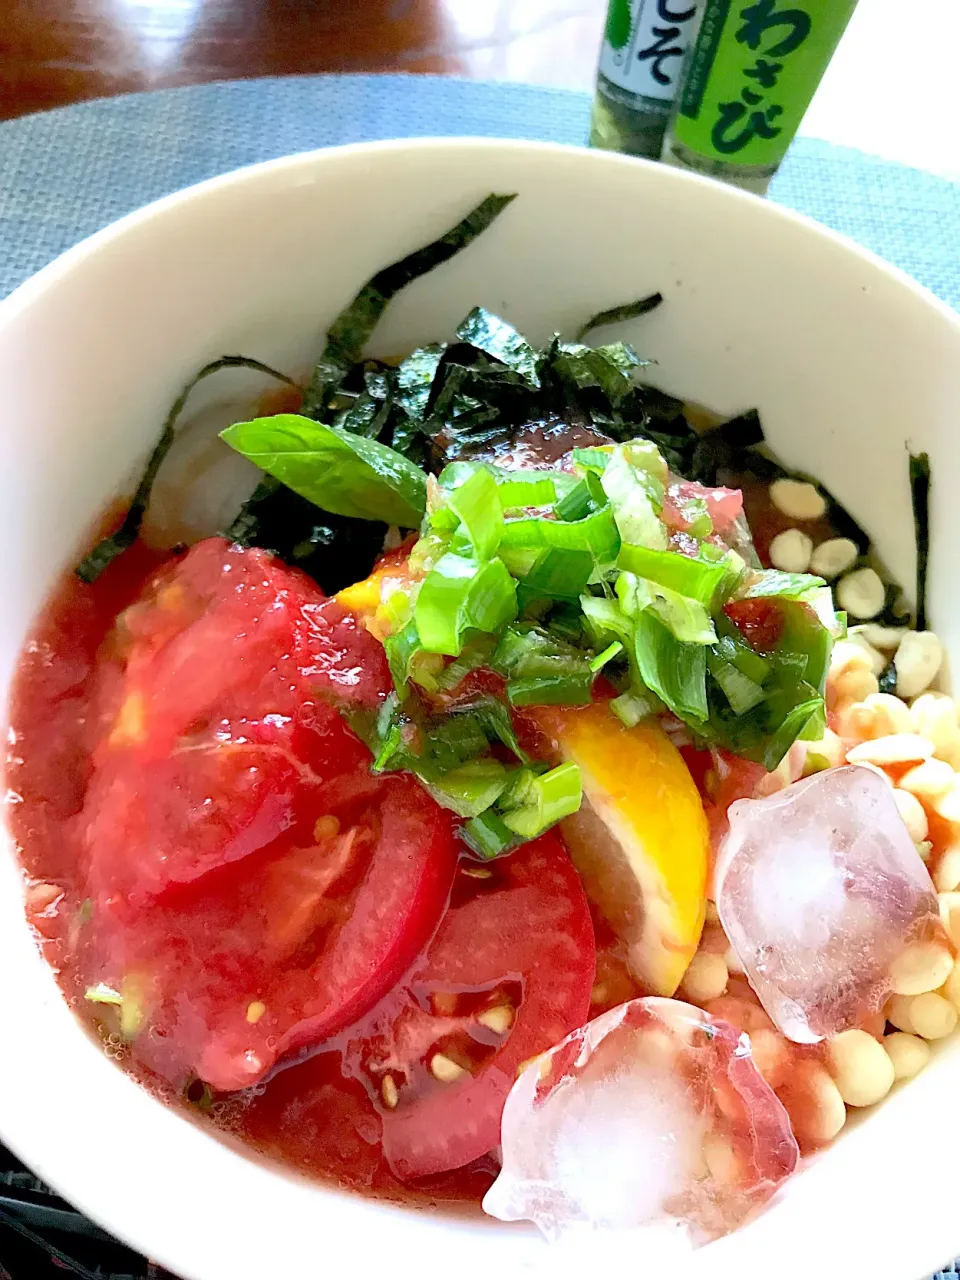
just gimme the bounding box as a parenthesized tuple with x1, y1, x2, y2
(800, 0, 960, 180)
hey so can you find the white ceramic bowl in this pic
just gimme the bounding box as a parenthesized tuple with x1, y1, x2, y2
(1, 139, 958, 1280)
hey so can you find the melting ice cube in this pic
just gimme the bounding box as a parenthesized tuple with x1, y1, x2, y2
(716, 765, 944, 1043)
(483, 997, 798, 1244)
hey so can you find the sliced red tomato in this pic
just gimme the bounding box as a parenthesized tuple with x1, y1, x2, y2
(77, 537, 392, 908)
(723, 598, 785, 652)
(340, 831, 596, 1181)
(662, 479, 744, 536)
(84, 772, 458, 1091)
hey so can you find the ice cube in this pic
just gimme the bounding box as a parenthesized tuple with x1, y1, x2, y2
(483, 997, 798, 1244)
(716, 765, 946, 1043)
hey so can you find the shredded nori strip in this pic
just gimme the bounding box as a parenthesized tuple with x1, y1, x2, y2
(76, 356, 298, 583)
(910, 451, 931, 631)
(223, 477, 387, 596)
(300, 193, 518, 418)
(575, 293, 664, 342)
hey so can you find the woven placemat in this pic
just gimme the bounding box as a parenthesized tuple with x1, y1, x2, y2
(0, 73, 957, 311)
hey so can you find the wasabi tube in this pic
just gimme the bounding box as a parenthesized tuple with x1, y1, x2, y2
(662, 0, 858, 193)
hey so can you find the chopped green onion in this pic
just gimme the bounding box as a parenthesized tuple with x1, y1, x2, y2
(499, 761, 582, 838)
(470, 696, 529, 762)
(501, 505, 620, 561)
(590, 641, 624, 673)
(435, 631, 498, 691)
(383, 619, 421, 698)
(496, 474, 564, 509)
(555, 473, 602, 523)
(468, 558, 518, 633)
(462, 810, 518, 860)
(735, 569, 826, 601)
(522, 548, 595, 599)
(617, 544, 733, 604)
(648, 587, 716, 645)
(448, 465, 503, 560)
(633, 611, 709, 723)
(415, 553, 517, 656)
(581, 593, 636, 647)
(713, 630, 771, 684)
(423, 758, 511, 818)
(707, 650, 766, 714)
(572, 447, 612, 474)
(760, 697, 825, 771)
(600, 445, 667, 548)
(415, 553, 478, 655)
(506, 672, 594, 706)
(372, 697, 406, 772)
(610, 689, 657, 727)
(428, 710, 490, 772)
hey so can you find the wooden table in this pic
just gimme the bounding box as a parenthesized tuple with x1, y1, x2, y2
(3, 1, 959, 179)
(1, 0, 607, 121)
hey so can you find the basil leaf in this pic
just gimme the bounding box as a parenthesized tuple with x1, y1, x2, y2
(302, 193, 517, 416)
(221, 413, 426, 528)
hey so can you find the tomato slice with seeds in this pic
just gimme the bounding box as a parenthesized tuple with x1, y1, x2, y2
(85, 772, 458, 1092)
(78, 537, 391, 909)
(341, 830, 596, 1180)
(72, 537, 460, 1091)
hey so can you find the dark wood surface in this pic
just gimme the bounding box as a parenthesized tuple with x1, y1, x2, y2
(2, 0, 606, 121)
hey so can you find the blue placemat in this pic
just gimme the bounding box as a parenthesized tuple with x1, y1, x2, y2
(0, 72, 958, 1280)
(0, 73, 958, 312)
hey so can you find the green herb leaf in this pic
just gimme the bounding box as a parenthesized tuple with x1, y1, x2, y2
(633, 610, 709, 723)
(302, 193, 517, 415)
(76, 356, 300, 583)
(221, 413, 427, 528)
(735, 569, 826, 602)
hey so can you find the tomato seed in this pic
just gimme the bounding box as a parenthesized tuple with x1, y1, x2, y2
(313, 815, 340, 841)
(381, 1074, 399, 1109)
(430, 1053, 465, 1084)
(477, 1005, 513, 1034)
(461, 865, 493, 879)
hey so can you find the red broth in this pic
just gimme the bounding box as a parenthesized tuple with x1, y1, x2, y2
(6, 543, 601, 1208)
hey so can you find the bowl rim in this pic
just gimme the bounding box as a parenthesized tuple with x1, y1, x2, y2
(2, 135, 959, 1280)
(2, 135, 959, 338)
